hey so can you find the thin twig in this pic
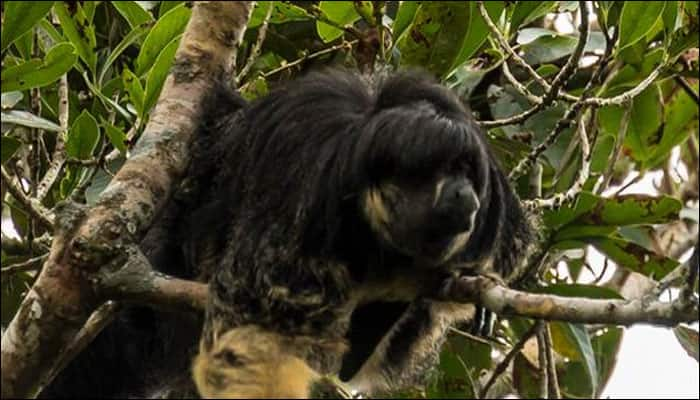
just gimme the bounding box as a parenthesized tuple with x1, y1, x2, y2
(680, 242, 699, 301)
(373, 1, 387, 62)
(236, 1, 273, 84)
(522, 108, 591, 209)
(1, 166, 54, 229)
(675, 76, 699, 105)
(308, 5, 363, 39)
(261, 40, 357, 79)
(580, 55, 668, 107)
(37, 74, 69, 202)
(479, 322, 540, 398)
(543, 324, 561, 398)
(476, 1, 551, 92)
(596, 103, 633, 194)
(478, 1, 589, 128)
(1, 254, 48, 274)
(536, 321, 549, 399)
(502, 60, 543, 105)
(540, 0, 590, 105)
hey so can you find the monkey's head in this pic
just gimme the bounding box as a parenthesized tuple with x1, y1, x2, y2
(193, 325, 319, 399)
(352, 73, 493, 266)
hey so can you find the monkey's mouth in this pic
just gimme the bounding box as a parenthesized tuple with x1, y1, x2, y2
(421, 234, 455, 258)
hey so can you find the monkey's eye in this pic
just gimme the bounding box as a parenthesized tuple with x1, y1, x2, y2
(447, 156, 473, 177)
(215, 349, 244, 367)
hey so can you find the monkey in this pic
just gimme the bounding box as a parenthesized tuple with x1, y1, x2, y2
(40, 68, 534, 399)
(187, 69, 536, 398)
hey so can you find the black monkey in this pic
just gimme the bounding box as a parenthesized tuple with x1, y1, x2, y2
(42, 69, 535, 398)
(191, 70, 536, 397)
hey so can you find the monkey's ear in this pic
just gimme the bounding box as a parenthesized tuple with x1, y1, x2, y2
(374, 71, 465, 116)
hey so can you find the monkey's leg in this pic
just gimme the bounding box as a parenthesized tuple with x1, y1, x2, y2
(192, 325, 318, 399)
(347, 300, 476, 395)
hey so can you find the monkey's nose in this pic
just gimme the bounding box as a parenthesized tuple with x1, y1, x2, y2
(436, 179, 479, 233)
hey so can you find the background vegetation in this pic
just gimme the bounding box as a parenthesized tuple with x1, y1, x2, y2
(1, 1, 698, 398)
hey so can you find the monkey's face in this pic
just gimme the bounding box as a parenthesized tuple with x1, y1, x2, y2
(193, 326, 318, 399)
(362, 157, 482, 265)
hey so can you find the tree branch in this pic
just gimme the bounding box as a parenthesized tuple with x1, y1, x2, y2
(440, 275, 699, 327)
(543, 323, 561, 398)
(478, 0, 588, 128)
(1, 165, 55, 229)
(479, 322, 540, 398)
(0, 3, 254, 398)
(236, 1, 273, 84)
(36, 74, 68, 202)
(522, 109, 591, 209)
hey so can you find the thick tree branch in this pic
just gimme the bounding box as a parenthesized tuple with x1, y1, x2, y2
(440, 275, 699, 327)
(0, 3, 253, 398)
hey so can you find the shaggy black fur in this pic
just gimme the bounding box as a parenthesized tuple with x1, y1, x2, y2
(42, 69, 534, 398)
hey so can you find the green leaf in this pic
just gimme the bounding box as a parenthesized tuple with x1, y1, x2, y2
(669, 23, 699, 61)
(522, 34, 578, 65)
(1, 92, 24, 109)
(513, 351, 541, 399)
(316, 1, 363, 43)
(1, 137, 21, 164)
(511, 1, 557, 31)
(1, 43, 77, 93)
(1, 1, 54, 51)
(99, 25, 150, 85)
(397, 2, 471, 77)
(647, 80, 699, 168)
(143, 35, 181, 115)
(547, 192, 683, 251)
(590, 134, 615, 173)
(606, 85, 663, 164)
(13, 30, 34, 60)
(591, 327, 624, 397)
(122, 68, 145, 117)
(112, 1, 154, 29)
(553, 225, 617, 241)
(542, 191, 599, 228)
(449, 1, 505, 73)
(673, 326, 699, 362)
(85, 159, 124, 206)
(618, 2, 666, 50)
(591, 237, 678, 279)
(135, 3, 190, 75)
(427, 334, 490, 398)
(103, 123, 128, 155)
(393, 1, 420, 40)
(248, 1, 309, 28)
(1, 110, 62, 132)
(662, 1, 682, 34)
(550, 322, 598, 397)
(240, 76, 269, 101)
(66, 110, 99, 160)
(53, 1, 98, 75)
(159, 1, 184, 17)
(597, 194, 682, 226)
(60, 164, 82, 199)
